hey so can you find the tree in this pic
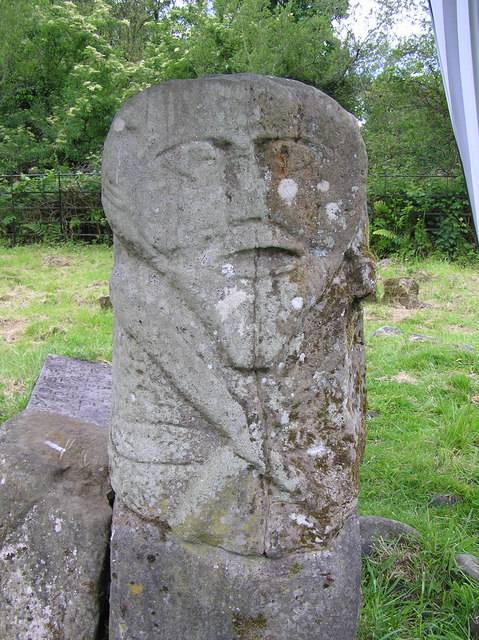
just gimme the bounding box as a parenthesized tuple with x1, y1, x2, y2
(0, 0, 367, 173)
(362, 31, 460, 176)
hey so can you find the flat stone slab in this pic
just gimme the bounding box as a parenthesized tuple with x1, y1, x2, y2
(409, 334, 434, 342)
(110, 501, 362, 640)
(27, 354, 112, 427)
(0, 410, 111, 640)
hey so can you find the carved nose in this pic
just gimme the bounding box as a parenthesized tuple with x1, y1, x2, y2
(226, 147, 268, 224)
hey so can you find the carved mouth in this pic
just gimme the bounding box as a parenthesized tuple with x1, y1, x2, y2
(225, 221, 304, 256)
(226, 248, 300, 279)
(220, 222, 304, 279)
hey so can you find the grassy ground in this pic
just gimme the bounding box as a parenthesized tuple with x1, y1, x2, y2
(0, 246, 478, 638)
(0, 245, 112, 420)
(360, 259, 479, 639)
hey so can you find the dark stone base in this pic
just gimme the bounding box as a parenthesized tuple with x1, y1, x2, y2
(110, 501, 361, 639)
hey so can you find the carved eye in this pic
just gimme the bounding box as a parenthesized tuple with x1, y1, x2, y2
(158, 141, 222, 180)
(256, 140, 319, 177)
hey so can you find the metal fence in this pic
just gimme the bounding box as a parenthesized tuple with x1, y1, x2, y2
(368, 173, 474, 236)
(0, 173, 110, 245)
(0, 171, 474, 246)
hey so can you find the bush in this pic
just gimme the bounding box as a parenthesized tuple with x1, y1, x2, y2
(368, 176, 477, 259)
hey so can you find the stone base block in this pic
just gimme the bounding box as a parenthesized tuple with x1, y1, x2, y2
(0, 410, 111, 640)
(110, 501, 361, 639)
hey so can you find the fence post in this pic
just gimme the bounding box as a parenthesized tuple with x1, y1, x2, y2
(10, 183, 17, 247)
(58, 173, 65, 240)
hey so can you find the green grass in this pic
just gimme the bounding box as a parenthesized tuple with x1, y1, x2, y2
(0, 244, 112, 420)
(1, 247, 478, 637)
(360, 258, 479, 639)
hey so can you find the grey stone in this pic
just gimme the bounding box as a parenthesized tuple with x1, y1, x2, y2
(409, 334, 434, 342)
(429, 493, 462, 507)
(110, 500, 361, 640)
(27, 354, 112, 427)
(372, 326, 403, 337)
(469, 611, 479, 639)
(103, 74, 375, 638)
(455, 553, 479, 582)
(359, 516, 420, 556)
(367, 410, 380, 419)
(0, 410, 112, 639)
(383, 277, 421, 309)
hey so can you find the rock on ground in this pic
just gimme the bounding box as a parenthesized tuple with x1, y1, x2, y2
(359, 516, 420, 556)
(0, 410, 112, 640)
(429, 494, 462, 507)
(455, 553, 479, 582)
(383, 277, 421, 309)
(372, 326, 403, 337)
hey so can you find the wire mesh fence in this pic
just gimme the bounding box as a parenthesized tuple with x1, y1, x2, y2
(0, 173, 110, 245)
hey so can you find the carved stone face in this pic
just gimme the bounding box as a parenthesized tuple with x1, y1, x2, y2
(103, 76, 373, 370)
(103, 75, 375, 559)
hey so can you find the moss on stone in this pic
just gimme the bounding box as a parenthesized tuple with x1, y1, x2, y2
(289, 561, 303, 575)
(232, 612, 268, 639)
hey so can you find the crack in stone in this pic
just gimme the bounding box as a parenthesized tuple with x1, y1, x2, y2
(252, 232, 272, 557)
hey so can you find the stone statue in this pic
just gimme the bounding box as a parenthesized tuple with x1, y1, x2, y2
(103, 74, 374, 639)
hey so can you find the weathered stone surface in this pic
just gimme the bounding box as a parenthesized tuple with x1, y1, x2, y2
(359, 516, 420, 556)
(383, 277, 421, 308)
(103, 73, 374, 637)
(110, 500, 361, 640)
(27, 354, 112, 427)
(0, 410, 111, 639)
(455, 553, 479, 582)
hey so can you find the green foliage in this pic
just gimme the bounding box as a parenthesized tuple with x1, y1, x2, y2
(363, 33, 461, 177)
(368, 177, 477, 259)
(2, 0, 476, 260)
(364, 31, 478, 263)
(0, 0, 360, 174)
